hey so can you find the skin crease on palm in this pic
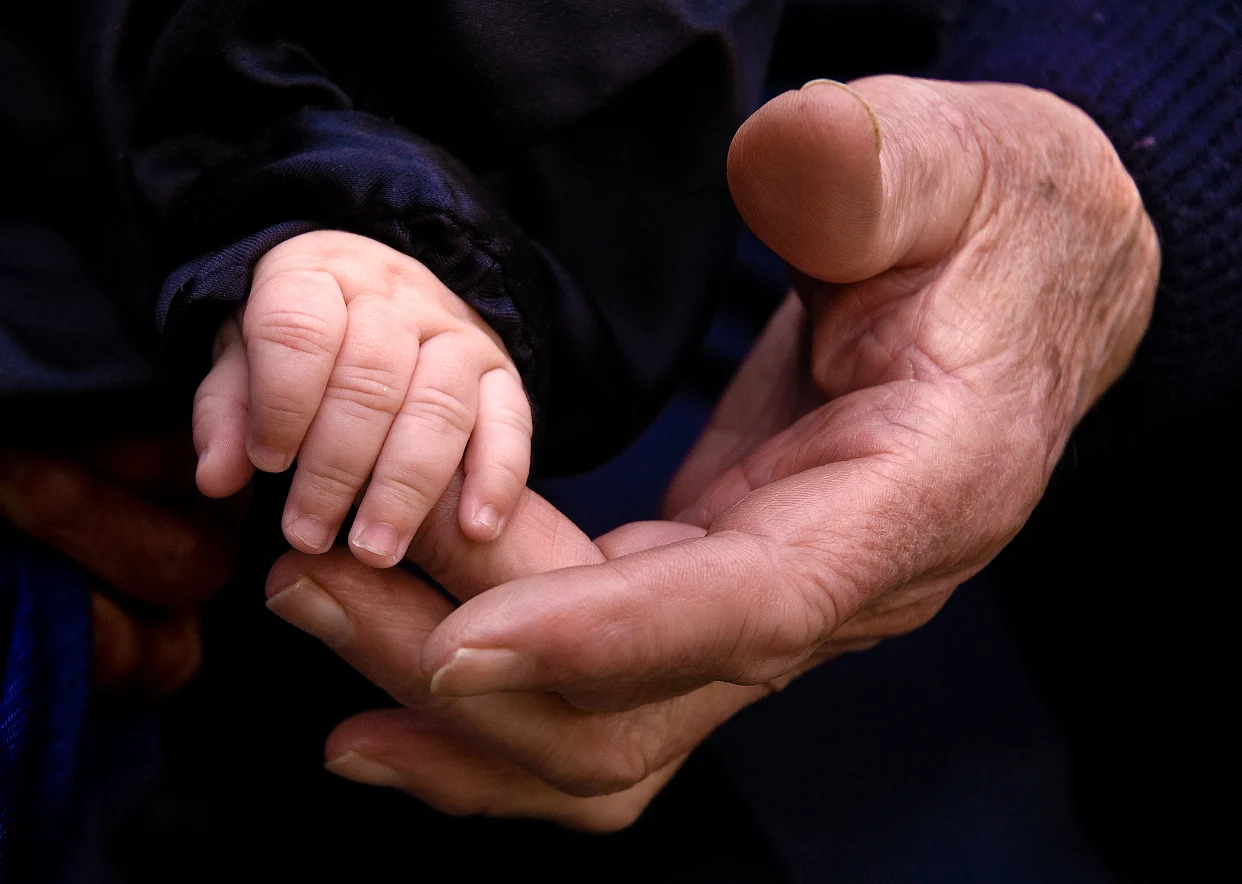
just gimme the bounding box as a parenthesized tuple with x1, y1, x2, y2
(256, 75, 1161, 830)
(0, 74, 1160, 831)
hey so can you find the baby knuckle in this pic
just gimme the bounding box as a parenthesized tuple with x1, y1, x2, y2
(485, 398, 534, 437)
(475, 459, 529, 494)
(251, 389, 313, 429)
(300, 460, 366, 502)
(245, 307, 340, 361)
(191, 387, 236, 421)
(323, 365, 405, 417)
(401, 387, 474, 436)
(371, 468, 438, 514)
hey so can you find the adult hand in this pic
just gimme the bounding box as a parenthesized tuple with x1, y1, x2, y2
(410, 76, 1160, 707)
(266, 482, 772, 831)
(0, 434, 240, 695)
(265, 73, 1161, 829)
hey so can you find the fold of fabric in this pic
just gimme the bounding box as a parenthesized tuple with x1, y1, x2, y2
(0, 526, 91, 880)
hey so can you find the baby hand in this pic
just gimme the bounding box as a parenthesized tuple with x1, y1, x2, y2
(192, 231, 532, 567)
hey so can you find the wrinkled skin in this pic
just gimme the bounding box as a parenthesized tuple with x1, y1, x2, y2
(263, 75, 1160, 829)
(193, 232, 533, 564)
(0, 73, 1160, 828)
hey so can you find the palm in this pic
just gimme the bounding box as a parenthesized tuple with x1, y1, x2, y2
(272, 73, 1158, 831)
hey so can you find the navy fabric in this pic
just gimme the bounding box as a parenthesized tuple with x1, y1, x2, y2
(931, 3, 1242, 876)
(3, 0, 785, 469)
(534, 242, 1115, 883)
(939, 0, 1242, 422)
(127, 0, 783, 472)
(1, 0, 1240, 879)
(711, 582, 1114, 884)
(0, 225, 157, 402)
(0, 526, 91, 881)
(94, 293, 1112, 883)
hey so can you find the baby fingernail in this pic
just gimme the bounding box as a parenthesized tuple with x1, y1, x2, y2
(266, 577, 351, 646)
(472, 505, 501, 538)
(324, 751, 408, 790)
(249, 444, 288, 472)
(429, 648, 535, 696)
(352, 522, 400, 563)
(286, 514, 333, 552)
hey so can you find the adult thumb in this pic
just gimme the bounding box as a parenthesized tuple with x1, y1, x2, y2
(727, 76, 984, 282)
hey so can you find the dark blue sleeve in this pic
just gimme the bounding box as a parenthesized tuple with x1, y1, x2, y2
(0, 224, 158, 402)
(0, 527, 91, 879)
(936, 0, 1242, 420)
(149, 112, 549, 439)
(128, 0, 782, 471)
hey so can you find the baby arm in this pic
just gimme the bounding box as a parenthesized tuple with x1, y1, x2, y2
(192, 231, 532, 567)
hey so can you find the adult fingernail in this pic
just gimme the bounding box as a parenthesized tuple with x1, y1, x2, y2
(249, 444, 289, 473)
(266, 577, 351, 646)
(429, 648, 536, 696)
(472, 505, 501, 539)
(286, 514, 333, 552)
(324, 751, 408, 790)
(801, 78, 882, 152)
(351, 522, 399, 563)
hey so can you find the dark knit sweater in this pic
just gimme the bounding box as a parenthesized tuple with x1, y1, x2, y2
(940, 4, 1242, 877)
(941, 0, 1242, 420)
(2, 1, 1240, 880)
